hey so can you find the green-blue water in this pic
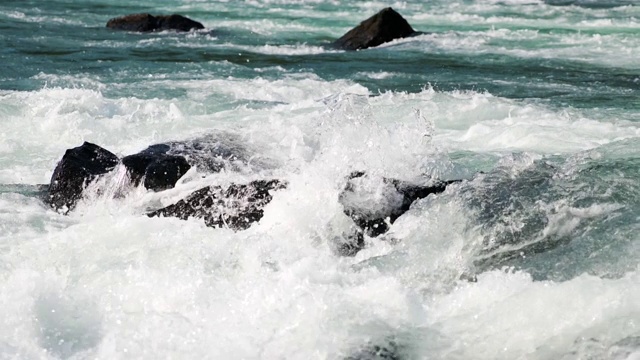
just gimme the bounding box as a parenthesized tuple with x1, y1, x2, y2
(0, 1, 639, 358)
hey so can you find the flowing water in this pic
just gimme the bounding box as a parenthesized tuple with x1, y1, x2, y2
(0, 0, 639, 358)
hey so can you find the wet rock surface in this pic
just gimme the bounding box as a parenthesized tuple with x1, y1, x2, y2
(122, 144, 191, 192)
(106, 13, 204, 32)
(147, 179, 286, 230)
(46, 134, 253, 211)
(333, 8, 417, 50)
(47, 142, 119, 212)
(339, 171, 460, 238)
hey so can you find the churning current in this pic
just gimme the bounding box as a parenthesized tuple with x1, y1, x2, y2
(0, 0, 639, 359)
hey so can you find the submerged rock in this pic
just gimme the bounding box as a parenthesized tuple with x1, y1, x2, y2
(543, 0, 635, 8)
(346, 345, 400, 360)
(459, 161, 558, 271)
(333, 7, 417, 50)
(346, 338, 403, 360)
(333, 227, 366, 257)
(339, 171, 460, 238)
(122, 133, 253, 191)
(147, 179, 286, 230)
(47, 142, 120, 212)
(106, 13, 205, 32)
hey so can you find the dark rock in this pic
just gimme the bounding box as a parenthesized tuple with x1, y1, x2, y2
(122, 144, 191, 192)
(106, 13, 204, 32)
(339, 171, 460, 238)
(147, 179, 286, 230)
(155, 15, 205, 32)
(333, 8, 417, 51)
(122, 134, 253, 191)
(47, 142, 120, 212)
(143, 156, 191, 191)
(106, 13, 158, 32)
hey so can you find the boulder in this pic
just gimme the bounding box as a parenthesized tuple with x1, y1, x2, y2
(122, 144, 191, 192)
(155, 15, 205, 32)
(339, 172, 460, 238)
(46, 142, 120, 212)
(122, 134, 253, 191)
(333, 7, 417, 50)
(459, 161, 560, 271)
(106, 13, 204, 32)
(147, 179, 286, 230)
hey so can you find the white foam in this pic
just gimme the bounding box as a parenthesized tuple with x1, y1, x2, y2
(237, 44, 335, 55)
(356, 71, 399, 80)
(379, 29, 640, 69)
(2, 175, 638, 358)
(3, 79, 637, 184)
(429, 269, 640, 359)
(214, 18, 324, 36)
(0, 10, 85, 26)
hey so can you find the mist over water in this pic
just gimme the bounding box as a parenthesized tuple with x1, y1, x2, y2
(0, 0, 639, 359)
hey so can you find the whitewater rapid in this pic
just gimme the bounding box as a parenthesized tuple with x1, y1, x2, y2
(1, 0, 639, 358)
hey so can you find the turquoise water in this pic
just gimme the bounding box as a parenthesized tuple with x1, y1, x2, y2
(0, 1, 639, 358)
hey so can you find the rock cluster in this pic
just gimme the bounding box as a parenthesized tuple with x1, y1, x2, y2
(45, 139, 456, 256)
(106, 8, 419, 50)
(147, 179, 286, 230)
